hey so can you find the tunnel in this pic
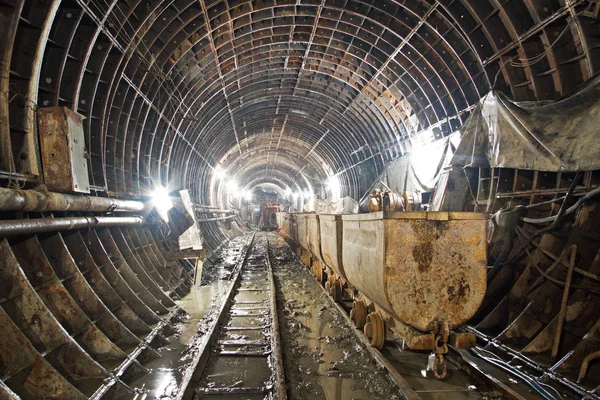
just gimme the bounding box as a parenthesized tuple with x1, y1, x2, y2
(0, 0, 599, 398)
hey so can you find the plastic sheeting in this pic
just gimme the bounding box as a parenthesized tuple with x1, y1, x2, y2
(452, 75, 600, 172)
(178, 190, 203, 250)
(359, 133, 460, 212)
(317, 196, 360, 214)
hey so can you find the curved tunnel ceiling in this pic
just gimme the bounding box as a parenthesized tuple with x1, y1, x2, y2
(1, 0, 599, 203)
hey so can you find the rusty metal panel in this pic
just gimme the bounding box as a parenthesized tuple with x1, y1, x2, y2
(95, 229, 169, 316)
(306, 214, 322, 261)
(276, 212, 292, 238)
(0, 306, 39, 379)
(10, 356, 87, 399)
(84, 230, 162, 326)
(38, 233, 142, 348)
(289, 213, 298, 243)
(109, 227, 176, 307)
(342, 211, 487, 332)
(342, 213, 389, 311)
(61, 231, 152, 335)
(296, 213, 309, 250)
(139, 226, 184, 285)
(319, 214, 347, 281)
(38, 106, 90, 193)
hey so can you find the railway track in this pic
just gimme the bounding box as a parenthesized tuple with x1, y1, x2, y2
(178, 232, 590, 400)
(302, 250, 587, 400)
(179, 233, 286, 399)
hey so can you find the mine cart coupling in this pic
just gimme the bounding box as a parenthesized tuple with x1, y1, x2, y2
(432, 320, 450, 379)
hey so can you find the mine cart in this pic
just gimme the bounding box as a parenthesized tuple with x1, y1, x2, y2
(317, 214, 347, 302)
(341, 211, 487, 377)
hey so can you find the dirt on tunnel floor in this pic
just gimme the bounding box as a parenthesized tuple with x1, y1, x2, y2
(268, 232, 403, 400)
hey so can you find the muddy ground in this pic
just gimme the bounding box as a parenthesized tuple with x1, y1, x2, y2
(268, 233, 403, 400)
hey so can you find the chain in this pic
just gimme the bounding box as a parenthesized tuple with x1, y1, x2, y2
(432, 320, 449, 379)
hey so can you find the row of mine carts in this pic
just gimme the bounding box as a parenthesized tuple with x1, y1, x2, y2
(276, 211, 488, 378)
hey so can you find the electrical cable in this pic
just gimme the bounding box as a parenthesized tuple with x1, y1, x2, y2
(503, 173, 581, 264)
(469, 348, 560, 400)
(522, 187, 600, 224)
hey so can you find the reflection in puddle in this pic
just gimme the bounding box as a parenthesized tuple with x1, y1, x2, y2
(116, 243, 242, 399)
(115, 280, 226, 399)
(270, 234, 402, 400)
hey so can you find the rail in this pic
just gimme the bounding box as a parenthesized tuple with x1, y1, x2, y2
(178, 232, 286, 399)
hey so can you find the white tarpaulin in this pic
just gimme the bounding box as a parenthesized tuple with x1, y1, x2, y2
(452, 75, 600, 172)
(178, 190, 203, 250)
(317, 196, 359, 214)
(359, 133, 460, 211)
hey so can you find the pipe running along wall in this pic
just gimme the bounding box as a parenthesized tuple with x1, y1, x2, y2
(0, 0, 599, 398)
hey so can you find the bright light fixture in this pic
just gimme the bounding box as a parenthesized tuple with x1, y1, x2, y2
(244, 190, 253, 201)
(214, 166, 226, 180)
(324, 175, 341, 201)
(226, 180, 238, 192)
(152, 185, 173, 222)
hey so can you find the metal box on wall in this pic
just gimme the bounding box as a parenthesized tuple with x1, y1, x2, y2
(38, 107, 90, 193)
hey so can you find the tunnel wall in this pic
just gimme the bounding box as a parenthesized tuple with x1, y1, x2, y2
(0, 1, 599, 396)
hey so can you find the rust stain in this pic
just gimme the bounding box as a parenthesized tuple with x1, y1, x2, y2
(412, 240, 434, 272)
(447, 279, 470, 302)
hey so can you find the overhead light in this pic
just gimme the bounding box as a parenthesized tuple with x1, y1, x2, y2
(152, 185, 173, 222)
(214, 166, 226, 180)
(244, 190, 253, 201)
(325, 175, 341, 201)
(226, 180, 238, 193)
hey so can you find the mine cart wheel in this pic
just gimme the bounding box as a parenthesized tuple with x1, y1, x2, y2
(325, 275, 335, 292)
(332, 279, 343, 303)
(312, 263, 322, 283)
(364, 311, 385, 349)
(350, 299, 368, 330)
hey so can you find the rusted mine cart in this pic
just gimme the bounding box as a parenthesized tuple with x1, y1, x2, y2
(308, 214, 346, 300)
(341, 211, 487, 377)
(306, 214, 326, 284)
(294, 213, 311, 268)
(276, 212, 296, 242)
(277, 210, 488, 378)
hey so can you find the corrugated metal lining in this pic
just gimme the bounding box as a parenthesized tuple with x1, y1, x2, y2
(0, 1, 599, 397)
(1, 0, 598, 207)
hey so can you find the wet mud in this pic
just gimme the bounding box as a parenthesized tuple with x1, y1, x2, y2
(114, 236, 248, 399)
(269, 233, 403, 400)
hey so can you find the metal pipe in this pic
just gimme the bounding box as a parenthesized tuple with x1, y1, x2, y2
(195, 209, 235, 214)
(0, 216, 144, 237)
(194, 204, 220, 210)
(577, 350, 600, 383)
(552, 245, 576, 358)
(0, 187, 144, 212)
(197, 214, 237, 223)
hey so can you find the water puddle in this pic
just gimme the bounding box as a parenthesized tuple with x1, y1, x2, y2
(114, 237, 250, 399)
(269, 234, 402, 400)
